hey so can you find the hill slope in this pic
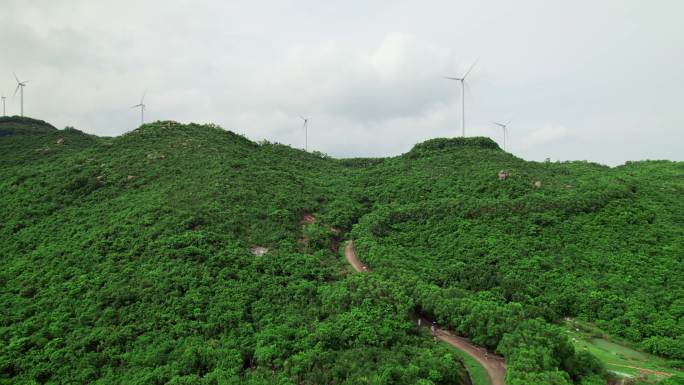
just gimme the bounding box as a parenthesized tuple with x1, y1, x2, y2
(347, 138, 684, 384)
(1, 118, 683, 385)
(0, 118, 466, 385)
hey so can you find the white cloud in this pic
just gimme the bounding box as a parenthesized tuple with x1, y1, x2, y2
(520, 125, 571, 151)
(1, 0, 683, 165)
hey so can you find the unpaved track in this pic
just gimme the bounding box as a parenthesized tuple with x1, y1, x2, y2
(433, 327, 506, 385)
(344, 240, 371, 273)
(344, 240, 506, 385)
(608, 364, 672, 378)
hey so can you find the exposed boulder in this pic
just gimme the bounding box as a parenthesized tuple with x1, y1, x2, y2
(146, 152, 166, 160)
(250, 246, 269, 256)
(498, 170, 509, 181)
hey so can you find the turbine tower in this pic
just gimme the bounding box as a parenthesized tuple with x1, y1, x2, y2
(493, 120, 511, 151)
(445, 60, 478, 137)
(132, 92, 146, 126)
(1, 95, 6, 117)
(14, 73, 29, 117)
(300, 116, 310, 151)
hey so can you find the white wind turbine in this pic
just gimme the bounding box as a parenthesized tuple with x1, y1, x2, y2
(132, 92, 146, 126)
(445, 60, 478, 137)
(14, 73, 29, 117)
(493, 120, 512, 151)
(300, 116, 310, 151)
(1, 95, 6, 117)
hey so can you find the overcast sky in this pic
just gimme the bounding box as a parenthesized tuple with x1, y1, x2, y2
(1, 0, 682, 165)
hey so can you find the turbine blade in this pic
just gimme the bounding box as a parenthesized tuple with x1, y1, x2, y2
(444, 77, 461, 80)
(14, 84, 20, 96)
(505, 119, 512, 126)
(463, 59, 479, 79)
(14, 72, 20, 83)
(140, 91, 146, 104)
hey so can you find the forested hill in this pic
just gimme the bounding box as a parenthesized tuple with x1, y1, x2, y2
(1, 117, 683, 385)
(349, 136, 684, 384)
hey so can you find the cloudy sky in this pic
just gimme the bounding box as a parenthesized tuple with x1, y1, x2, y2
(1, 0, 682, 165)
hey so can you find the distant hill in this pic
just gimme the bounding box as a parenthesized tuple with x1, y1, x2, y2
(1, 117, 682, 385)
(0, 116, 58, 134)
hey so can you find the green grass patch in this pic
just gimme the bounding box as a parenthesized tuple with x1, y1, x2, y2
(565, 319, 683, 382)
(590, 338, 649, 360)
(442, 342, 490, 385)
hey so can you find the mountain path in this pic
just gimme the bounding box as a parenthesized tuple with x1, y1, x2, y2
(344, 240, 506, 385)
(607, 363, 671, 378)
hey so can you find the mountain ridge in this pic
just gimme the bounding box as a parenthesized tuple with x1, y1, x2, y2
(1, 117, 683, 385)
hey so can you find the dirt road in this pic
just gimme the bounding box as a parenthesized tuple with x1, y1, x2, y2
(434, 327, 506, 385)
(344, 240, 371, 273)
(344, 240, 506, 385)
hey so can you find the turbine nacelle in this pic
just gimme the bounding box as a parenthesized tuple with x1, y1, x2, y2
(492, 120, 512, 150)
(300, 116, 310, 151)
(444, 59, 478, 82)
(132, 91, 146, 125)
(13, 72, 29, 95)
(13, 72, 29, 116)
(444, 59, 478, 137)
(492, 119, 512, 128)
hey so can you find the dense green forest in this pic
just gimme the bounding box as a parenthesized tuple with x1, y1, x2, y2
(1, 117, 683, 385)
(347, 138, 684, 384)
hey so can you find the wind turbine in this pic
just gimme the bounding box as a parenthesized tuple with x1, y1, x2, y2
(300, 116, 310, 151)
(493, 120, 511, 151)
(1, 95, 6, 117)
(445, 60, 478, 137)
(132, 92, 146, 126)
(14, 73, 29, 117)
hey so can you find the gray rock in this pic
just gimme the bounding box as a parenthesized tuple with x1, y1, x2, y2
(250, 246, 269, 256)
(498, 170, 509, 181)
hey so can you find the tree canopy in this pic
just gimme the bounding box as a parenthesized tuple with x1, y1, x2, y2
(1, 117, 682, 384)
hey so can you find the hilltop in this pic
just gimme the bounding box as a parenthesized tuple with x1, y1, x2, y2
(0, 116, 58, 134)
(1, 118, 683, 385)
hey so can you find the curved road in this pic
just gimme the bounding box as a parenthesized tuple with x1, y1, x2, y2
(344, 240, 506, 385)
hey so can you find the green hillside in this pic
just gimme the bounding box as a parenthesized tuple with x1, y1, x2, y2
(1, 117, 683, 385)
(346, 138, 684, 384)
(0, 118, 466, 385)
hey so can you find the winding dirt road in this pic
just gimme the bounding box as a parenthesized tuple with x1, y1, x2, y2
(344, 240, 506, 385)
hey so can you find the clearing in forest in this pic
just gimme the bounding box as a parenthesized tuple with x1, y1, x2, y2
(565, 319, 683, 382)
